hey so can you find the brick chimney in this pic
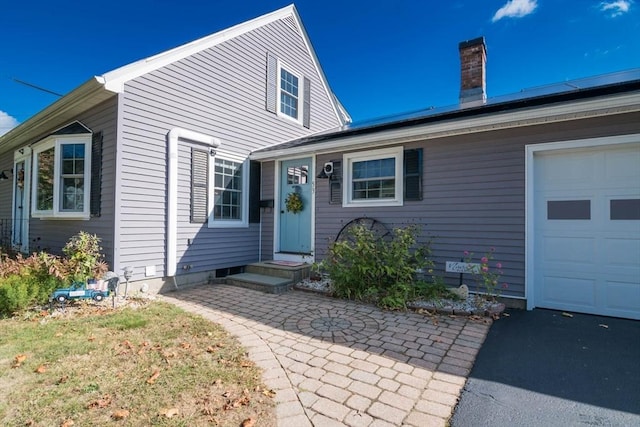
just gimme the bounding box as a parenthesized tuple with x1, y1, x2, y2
(459, 37, 487, 108)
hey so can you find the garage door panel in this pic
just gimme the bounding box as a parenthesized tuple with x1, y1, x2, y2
(543, 236, 595, 265)
(543, 276, 596, 307)
(603, 237, 640, 267)
(604, 147, 640, 181)
(538, 152, 595, 186)
(605, 281, 640, 314)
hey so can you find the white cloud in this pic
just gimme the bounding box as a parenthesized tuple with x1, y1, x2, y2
(492, 0, 538, 22)
(0, 110, 19, 136)
(600, 0, 633, 17)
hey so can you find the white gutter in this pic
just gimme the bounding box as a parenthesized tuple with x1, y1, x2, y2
(166, 128, 220, 277)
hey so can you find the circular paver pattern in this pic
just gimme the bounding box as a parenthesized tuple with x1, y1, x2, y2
(283, 308, 380, 343)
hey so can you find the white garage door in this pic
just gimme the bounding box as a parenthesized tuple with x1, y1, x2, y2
(533, 142, 640, 320)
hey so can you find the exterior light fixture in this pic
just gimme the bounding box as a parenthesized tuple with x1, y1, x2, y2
(123, 266, 134, 298)
(0, 170, 12, 181)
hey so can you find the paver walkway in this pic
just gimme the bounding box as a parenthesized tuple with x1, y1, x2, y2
(162, 284, 491, 426)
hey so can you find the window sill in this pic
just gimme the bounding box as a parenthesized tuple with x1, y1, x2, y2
(343, 199, 403, 208)
(33, 213, 90, 220)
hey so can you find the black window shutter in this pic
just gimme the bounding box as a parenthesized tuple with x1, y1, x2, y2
(90, 131, 103, 217)
(249, 161, 261, 223)
(303, 77, 311, 128)
(191, 148, 209, 223)
(329, 160, 342, 204)
(266, 53, 278, 114)
(404, 149, 423, 201)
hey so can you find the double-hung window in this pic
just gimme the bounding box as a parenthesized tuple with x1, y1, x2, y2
(208, 154, 249, 228)
(343, 146, 403, 207)
(32, 134, 91, 219)
(266, 53, 310, 128)
(279, 67, 300, 121)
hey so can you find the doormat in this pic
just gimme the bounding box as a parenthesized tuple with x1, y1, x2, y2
(267, 260, 305, 267)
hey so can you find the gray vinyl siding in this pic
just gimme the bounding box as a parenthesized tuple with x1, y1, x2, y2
(28, 97, 118, 266)
(310, 112, 640, 299)
(117, 17, 342, 278)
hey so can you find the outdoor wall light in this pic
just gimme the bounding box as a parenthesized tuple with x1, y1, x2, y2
(123, 266, 134, 299)
(0, 169, 12, 181)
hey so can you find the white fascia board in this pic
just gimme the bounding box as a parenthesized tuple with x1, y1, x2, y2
(250, 92, 640, 160)
(101, 5, 297, 93)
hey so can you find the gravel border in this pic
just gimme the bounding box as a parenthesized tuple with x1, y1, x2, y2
(293, 277, 505, 317)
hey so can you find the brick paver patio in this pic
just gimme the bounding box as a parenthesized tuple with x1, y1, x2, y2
(162, 284, 491, 426)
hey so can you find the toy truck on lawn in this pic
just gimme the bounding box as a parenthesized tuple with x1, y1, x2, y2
(50, 281, 110, 303)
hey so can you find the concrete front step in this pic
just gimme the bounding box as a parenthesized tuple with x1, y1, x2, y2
(245, 261, 311, 283)
(226, 272, 293, 294)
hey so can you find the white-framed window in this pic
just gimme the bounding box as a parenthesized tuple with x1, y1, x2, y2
(208, 153, 249, 228)
(277, 62, 302, 123)
(31, 135, 91, 219)
(343, 146, 403, 207)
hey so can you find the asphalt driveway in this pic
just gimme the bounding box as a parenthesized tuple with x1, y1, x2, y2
(451, 308, 640, 426)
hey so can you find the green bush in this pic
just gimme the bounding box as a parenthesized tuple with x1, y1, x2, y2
(319, 224, 434, 309)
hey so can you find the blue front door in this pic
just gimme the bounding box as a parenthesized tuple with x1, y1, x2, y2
(279, 158, 312, 254)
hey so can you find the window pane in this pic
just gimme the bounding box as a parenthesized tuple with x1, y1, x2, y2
(37, 147, 55, 210)
(351, 157, 395, 200)
(287, 165, 308, 184)
(213, 158, 243, 220)
(61, 177, 84, 211)
(547, 200, 591, 220)
(280, 68, 299, 119)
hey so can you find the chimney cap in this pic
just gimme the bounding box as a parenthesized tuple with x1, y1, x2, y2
(459, 36, 486, 51)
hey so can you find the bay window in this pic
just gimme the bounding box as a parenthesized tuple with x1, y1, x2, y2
(32, 135, 91, 218)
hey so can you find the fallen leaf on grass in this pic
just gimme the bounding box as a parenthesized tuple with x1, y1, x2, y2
(56, 375, 69, 385)
(206, 346, 217, 353)
(599, 324, 609, 329)
(88, 335, 96, 342)
(561, 312, 574, 318)
(111, 409, 130, 420)
(241, 418, 256, 427)
(87, 395, 112, 409)
(180, 342, 191, 349)
(60, 419, 74, 427)
(55, 332, 63, 337)
(12, 354, 27, 368)
(34, 365, 47, 374)
(159, 407, 179, 418)
(146, 369, 160, 384)
(240, 360, 254, 368)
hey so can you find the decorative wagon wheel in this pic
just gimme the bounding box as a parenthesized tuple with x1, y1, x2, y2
(335, 217, 390, 243)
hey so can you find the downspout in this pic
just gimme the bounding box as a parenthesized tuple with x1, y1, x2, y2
(166, 128, 220, 284)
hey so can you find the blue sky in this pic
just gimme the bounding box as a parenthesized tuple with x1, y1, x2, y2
(1, 0, 638, 135)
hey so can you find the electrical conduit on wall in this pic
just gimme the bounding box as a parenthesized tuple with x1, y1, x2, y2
(166, 128, 220, 280)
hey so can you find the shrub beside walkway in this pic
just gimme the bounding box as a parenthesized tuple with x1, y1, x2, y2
(163, 284, 491, 427)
